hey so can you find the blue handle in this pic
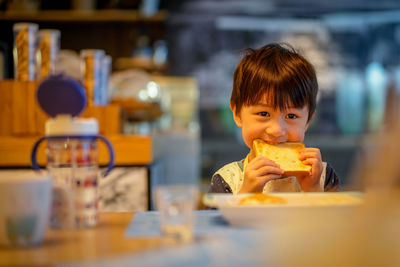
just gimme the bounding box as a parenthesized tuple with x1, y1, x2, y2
(31, 135, 115, 177)
(31, 136, 47, 170)
(96, 135, 115, 177)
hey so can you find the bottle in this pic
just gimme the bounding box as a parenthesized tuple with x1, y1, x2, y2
(336, 68, 366, 135)
(365, 61, 388, 132)
(31, 74, 114, 228)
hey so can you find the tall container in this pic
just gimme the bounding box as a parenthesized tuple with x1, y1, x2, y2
(100, 54, 112, 105)
(31, 74, 114, 228)
(80, 49, 105, 106)
(13, 22, 38, 81)
(37, 29, 61, 80)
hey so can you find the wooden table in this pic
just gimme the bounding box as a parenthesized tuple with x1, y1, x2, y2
(0, 212, 162, 266)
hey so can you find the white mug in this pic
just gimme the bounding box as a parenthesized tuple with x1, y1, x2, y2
(0, 172, 52, 246)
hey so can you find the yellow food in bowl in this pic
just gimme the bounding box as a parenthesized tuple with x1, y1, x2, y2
(239, 193, 287, 205)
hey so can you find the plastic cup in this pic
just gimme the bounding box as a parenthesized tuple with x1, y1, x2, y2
(0, 173, 52, 246)
(155, 185, 198, 242)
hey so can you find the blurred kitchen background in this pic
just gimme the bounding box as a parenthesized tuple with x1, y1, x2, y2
(1, 0, 400, 200)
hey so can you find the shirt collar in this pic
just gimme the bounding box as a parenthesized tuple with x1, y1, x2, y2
(243, 153, 250, 170)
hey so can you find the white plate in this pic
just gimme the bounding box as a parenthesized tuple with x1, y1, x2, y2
(203, 192, 364, 227)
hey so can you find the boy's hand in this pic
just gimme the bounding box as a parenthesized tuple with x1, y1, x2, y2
(297, 148, 323, 192)
(239, 155, 284, 193)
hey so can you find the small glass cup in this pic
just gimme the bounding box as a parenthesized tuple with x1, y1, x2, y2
(155, 185, 198, 243)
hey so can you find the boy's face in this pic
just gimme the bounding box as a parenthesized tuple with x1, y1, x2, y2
(231, 99, 311, 149)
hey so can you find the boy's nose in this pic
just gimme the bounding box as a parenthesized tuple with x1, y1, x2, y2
(265, 120, 286, 138)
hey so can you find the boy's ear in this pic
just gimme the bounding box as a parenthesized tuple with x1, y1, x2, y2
(230, 103, 242, 127)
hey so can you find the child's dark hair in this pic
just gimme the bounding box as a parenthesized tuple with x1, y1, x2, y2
(231, 43, 318, 121)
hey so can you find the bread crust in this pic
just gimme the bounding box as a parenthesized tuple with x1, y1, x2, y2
(252, 139, 311, 176)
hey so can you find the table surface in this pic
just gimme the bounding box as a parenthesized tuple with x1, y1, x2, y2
(0, 212, 163, 266)
(2, 207, 399, 266)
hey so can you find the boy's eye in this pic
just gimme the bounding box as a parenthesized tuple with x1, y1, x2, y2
(258, 112, 270, 117)
(286, 113, 298, 119)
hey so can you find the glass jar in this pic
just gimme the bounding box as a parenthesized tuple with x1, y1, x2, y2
(13, 22, 38, 81)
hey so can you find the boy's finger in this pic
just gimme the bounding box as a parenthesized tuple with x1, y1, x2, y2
(299, 152, 321, 161)
(300, 147, 320, 153)
(301, 158, 319, 166)
(257, 165, 284, 176)
(299, 149, 320, 156)
(250, 156, 280, 169)
(260, 174, 283, 184)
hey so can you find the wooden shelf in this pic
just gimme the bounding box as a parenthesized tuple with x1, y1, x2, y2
(111, 97, 163, 122)
(0, 135, 152, 167)
(0, 9, 167, 22)
(0, 80, 122, 136)
(114, 57, 167, 72)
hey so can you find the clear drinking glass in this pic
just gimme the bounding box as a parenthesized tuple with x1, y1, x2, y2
(155, 185, 198, 242)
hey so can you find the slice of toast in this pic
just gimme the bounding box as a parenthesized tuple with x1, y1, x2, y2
(252, 139, 311, 177)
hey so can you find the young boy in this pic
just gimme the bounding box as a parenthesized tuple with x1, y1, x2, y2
(208, 43, 339, 194)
